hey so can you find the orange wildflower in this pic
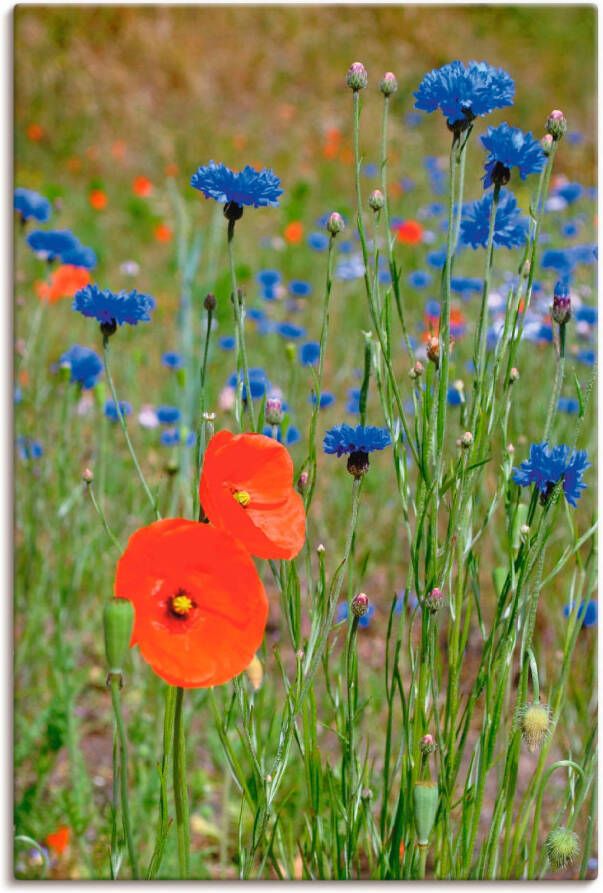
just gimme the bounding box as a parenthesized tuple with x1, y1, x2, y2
(46, 826, 70, 855)
(26, 123, 44, 142)
(133, 175, 153, 198)
(89, 189, 107, 211)
(114, 520, 268, 687)
(284, 221, 304, 244)
(199, 431, 306, 560)
(394, 220, 424, 245)
(36, 265, 91, 304)
(154, 223, 173, 243)
(165, 162, 179, 178)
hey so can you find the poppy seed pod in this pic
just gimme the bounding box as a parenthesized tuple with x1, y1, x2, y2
(545, 827, 579, 871)
(103, 598, 135, 678)
(413, 781, 439, 845)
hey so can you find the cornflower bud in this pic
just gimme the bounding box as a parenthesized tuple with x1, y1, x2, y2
(460, 431, 473, 450)
(346, 62, 368, 92)
(552, 280, 571, 325)
(265, 396, 283, 426)
(541, 134, 554, 156)
(204, 292, 217, 312)
(409, 360, 424, 381)
(351, 592, 370, 618)
(379, 72, 398, 97)
(509, 367, 520, 383)
(425, 587, 446, 614)
(82, 467, 94, 484)
(326, 211, 345, 236)
(368, 189, 385, 212)
(420, 733, 438, 755)
(426, 335, 440, 369)
(546, 109, 567, 142)
(297, 470, 309, 493)
(545, 827, 580, 871)
(316, 543, 325, 554)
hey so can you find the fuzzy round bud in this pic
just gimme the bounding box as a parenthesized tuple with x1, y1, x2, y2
(541, 133, 554, 156)
(346, 62, 368, 92)
(379, 72, 398, 97)
(509, 367, 520, 383)
(546, 109, 567, 142)
(545, 827, 580, 871)
(552, 280, 571, 325)
(420, 733, 438, 755)
(297, 470, 309, 493)
(507, 442, 515, 454)
(82, 467, 94, 484)
(351, 592, 370, 618)
(368, 189, 385, 212)
(103, 599, 135, 679)
(460, 431, 473, 449)
(326, 211, 345, 236)
(516, 701, 551, 752)
(409, 360, 424, 381)
(426, 335, 440, 369)
(425, 587, 446, 614)
(204, 292, 217, 312)
(265, 397, 283, 426)
(316, 543, 325, 554)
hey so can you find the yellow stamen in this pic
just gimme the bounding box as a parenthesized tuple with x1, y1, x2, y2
(171, 594, 193, 616)
(233, 490, 251, 507)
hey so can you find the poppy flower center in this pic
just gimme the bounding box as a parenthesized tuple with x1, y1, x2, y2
(169, 591, 194, 617)
(233, 489, 251, 507)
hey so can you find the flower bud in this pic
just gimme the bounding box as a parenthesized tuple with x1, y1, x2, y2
(245, 654, 263, 691)
(425, 587, 446, 614)
(368, 189, 385, 212)
(82, 467, 94, 484)
(316, 543, 325, 554)
(103, 598, 134, 679)
(552, 281, 571, 325)
(546, 109, 567, 142)
(512, 503, 529, 551)
(516, 701, 551, 752)
(408, 360, 424, 381)
(460, 431, 473, 450)
(379, 72, 398, 97)
(297, 470, 309, 493)
(541, 134, 554, 156)
(413, 781, 438, 846)
(326, 211, 345, 236)
(204, 292, 217, 312)
(545, 827, 579, 871)
(265, 397, 283, 426)
(420, 733, 438, 755)
(509, 367, 520, 383)
(426, 335, 440, 369)
(346, 62, 368, 92)
(351, 592, 370, 618)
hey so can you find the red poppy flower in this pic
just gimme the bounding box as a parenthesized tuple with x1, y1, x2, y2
(36, 265, 91, 304)
(26, 123, 44, 142)
(199, 431, 306, 560)
(284, 221, 304, 244)
(154, 222, 172, 243)
(133, 175, 153, 197)
(89, 189, 107, 211)
(46, 826, 70, 855)
(394, 219, 424, 245)
(114, 519, 268, 688)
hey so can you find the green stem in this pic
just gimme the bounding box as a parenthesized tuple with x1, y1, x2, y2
(227, 220, 256, 431)
(543, 323, 566, 442)
(471, 182, 501, 425)
(173, 686, 190, 878)
(110, 676, 139, 878)
(147, 684, 177, 879)
(102, 338, 160, 519)
(86, 481, 121, 551)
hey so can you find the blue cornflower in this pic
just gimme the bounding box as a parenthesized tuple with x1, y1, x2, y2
(336, 601, 375, 629)
(563, 600, 597, 629)
(481, 123, 546, 188)
(451, 276, 482, 294)
(219, 336, 236, 351)
(363, 163, 378, 177)
(308, 232, 329, 252)
(262, 425, 301, 446)
(555, 182, 582, 205)
(408, 270, 432, 289)
(425, 299, 440, 318)
(561, 221, 579, 238)
(190, 161, 282, 208)
(16, 436, 43, 462)
(513, 442, 589, 507)
(541, 248, 575, 276)
(277, 321, 306, 340)
(575, 305, 597, 325)
(460, 188, 528, 249)
(427, 250, 446, 268)
(61, 244, 97, 269)
(73, 284, 155, 328)
(162, 351, 184, 369)
(323, 423, 391, 457)
(14, 187, 52, 223)
(414, 60, 514, 127)
(228, 368, 269, 401)
(247, 307, 266, 323)
(104, 400, 132, 421)
(257, 270, 280, 287)
(59, 345, 103, 389)
(26, 229, 79, 261)
(160, 428, 195, 447)
(557, 397, 579, 414)
(576, 349, 595, 366)
(346, 388, 361, 414)
(299, 341, 320, 366)
(289, 280, 312, 297)
(447, 386, 463, 406)
(310, 392, 335, 409)
(156, 405, 181, 425)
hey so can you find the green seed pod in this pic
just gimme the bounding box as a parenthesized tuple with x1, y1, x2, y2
(103, 598, 134, 676)
(545, 827, 580, 871)
(492, 567, 507, 598)
(512, 502, 529, 551)
(413, 781, 438, 846)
